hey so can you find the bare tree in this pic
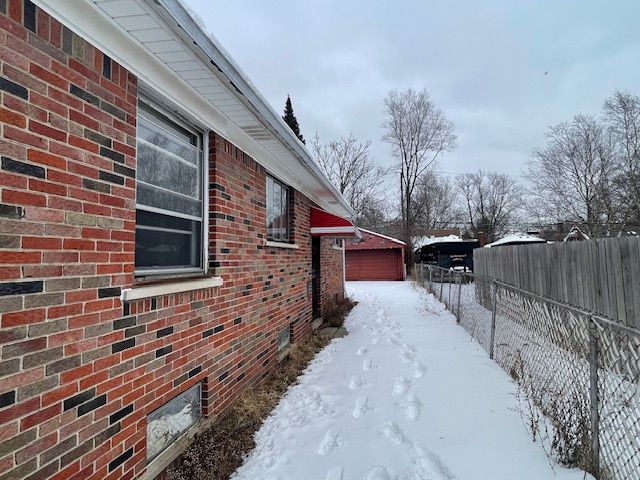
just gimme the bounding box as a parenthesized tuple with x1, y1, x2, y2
(412, 170, 460, 229)
(603, 90, 640, 224)
(312, 133, 387, 227)
(381, 88, 456, 263)
(456, 170, 521, 243)
(526, 114, 616, 236)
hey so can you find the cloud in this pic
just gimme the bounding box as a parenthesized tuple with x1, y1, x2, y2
(184, 0, 640, 177)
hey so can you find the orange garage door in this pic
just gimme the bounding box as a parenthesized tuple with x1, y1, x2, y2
(346, 249, 402, 281)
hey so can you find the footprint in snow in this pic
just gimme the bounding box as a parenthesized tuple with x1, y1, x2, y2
(398, 349, 415, 364)
(371, 336, 380, 345)
(413, 445, 457, 479)
(318, 426, 341, 455)
(352, 395, 369, 418)
(402, 394, 421, 421)
(357, 346, 368, 355)
(364, 465, 392, 480)
(392, 376, 411, 397)
(362, 358, 377, 371)
(387, 335, 401, 346)
(381, 421, 408, 445)
(413, 364, 426, 379)
(325, 466, 343, 480)
(349, 375, 367, 390)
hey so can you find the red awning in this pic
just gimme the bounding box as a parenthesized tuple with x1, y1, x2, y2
(310, 207, 361, 238)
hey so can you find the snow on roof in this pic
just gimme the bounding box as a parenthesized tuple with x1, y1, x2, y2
(413, 235, 463, 250)
(484, 233, 547, 248)
(358, 228, 406, 246)
(563, 227, 590, 242)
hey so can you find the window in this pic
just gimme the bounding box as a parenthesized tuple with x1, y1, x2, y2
(135, 100, 204, 275)
(147, 383, 202, 461)
(266, 175, 290, 241)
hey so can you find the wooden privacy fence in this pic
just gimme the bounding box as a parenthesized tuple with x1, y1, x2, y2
(474, 237, 640, 328)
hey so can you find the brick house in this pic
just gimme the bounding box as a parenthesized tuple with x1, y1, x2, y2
(0, 1, 359, 479)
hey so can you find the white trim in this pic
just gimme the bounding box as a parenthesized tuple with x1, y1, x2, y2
(358, 228, 406, 246)
(265, 241, 300, 250)
(310, 227, 358, 235)
(33, 0, 355, 219)
(121, 277, 223, 301)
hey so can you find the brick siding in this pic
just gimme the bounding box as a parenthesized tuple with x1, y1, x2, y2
(0, 2, 345, 479)
(318, 239, 345, 316)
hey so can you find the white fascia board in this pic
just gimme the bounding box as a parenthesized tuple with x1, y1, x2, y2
(311, 227, 358, 235)
(33, 0, 353, 218)
(154, 0, 354, 218)
(358, 228, 406, 245)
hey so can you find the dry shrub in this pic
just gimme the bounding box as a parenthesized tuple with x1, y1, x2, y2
(510, 349, 596, 475)
(323, 297, 357, 328)
(167, 334, 331, 480)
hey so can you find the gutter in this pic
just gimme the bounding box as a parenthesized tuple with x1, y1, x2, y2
(154, 0, 356, 218)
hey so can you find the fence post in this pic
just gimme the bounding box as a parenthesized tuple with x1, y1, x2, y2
(428, 268, 432, 293)
(489, 281, 498, 360)
(447, 278, 452, 308)
(588, 318, 600, 476)
(439, 269, 444, 301)
(456, 274, 462, 324)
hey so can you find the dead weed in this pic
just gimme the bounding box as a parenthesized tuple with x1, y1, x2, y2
(167, 334, 332, 480)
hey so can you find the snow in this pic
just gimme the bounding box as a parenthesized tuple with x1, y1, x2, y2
(147, 403, 195, 459)
(563, 227, 590, 242)
(358, 228, 406, 246)
(412, 235, 463, 250)
(231, 282, 591, 480)
(484, 233, 547, 248)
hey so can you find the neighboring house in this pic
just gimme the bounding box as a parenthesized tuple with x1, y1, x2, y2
(413, 235, 479, 271)
(345, 229, 405, 281)
(0, 2, 357, 479)
(484, 233, 548, 248)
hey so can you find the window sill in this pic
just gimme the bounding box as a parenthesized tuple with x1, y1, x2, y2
(121, 276, 223, 301)
(265, 240, 299, 250)
(332, 245, 344, 251)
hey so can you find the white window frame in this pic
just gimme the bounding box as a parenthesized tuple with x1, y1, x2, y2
(134, 92, 209, 278)
(266, 174, 291, 242)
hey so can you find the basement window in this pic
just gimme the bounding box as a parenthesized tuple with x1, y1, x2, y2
(277, 326, 291, 361)
(147, 383, 202, 461)
(266, 175, 290, 242)
(135, 99, 205, 276)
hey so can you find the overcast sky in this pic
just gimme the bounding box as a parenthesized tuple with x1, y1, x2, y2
(184, 0, 640, 178)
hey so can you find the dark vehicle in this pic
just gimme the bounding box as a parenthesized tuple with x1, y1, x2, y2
(414, 240, 480, 271)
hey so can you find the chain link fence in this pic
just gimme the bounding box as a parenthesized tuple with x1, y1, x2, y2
(414, 264, 640, 480)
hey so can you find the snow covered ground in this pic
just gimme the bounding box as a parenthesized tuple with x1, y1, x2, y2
(231, 282, 592, 480)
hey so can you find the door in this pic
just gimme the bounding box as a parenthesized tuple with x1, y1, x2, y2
(311, 237, 321, 318)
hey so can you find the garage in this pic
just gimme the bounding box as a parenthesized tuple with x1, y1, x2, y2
(345, 229, 405, 281)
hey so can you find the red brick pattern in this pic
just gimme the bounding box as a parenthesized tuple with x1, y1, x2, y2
(319, 239, 345, 316)
(0, 2, 345, 479)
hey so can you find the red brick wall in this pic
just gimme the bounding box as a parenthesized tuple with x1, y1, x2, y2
(0, 2, 342, 479)
(318, 239, 344, 316)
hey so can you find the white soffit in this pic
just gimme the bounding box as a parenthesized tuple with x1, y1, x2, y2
(33, 0, 354, 218)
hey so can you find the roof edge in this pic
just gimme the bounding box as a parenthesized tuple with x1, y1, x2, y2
(155, 0, 355, 218)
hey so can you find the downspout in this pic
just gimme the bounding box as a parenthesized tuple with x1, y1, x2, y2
(342, 239, 346, 297)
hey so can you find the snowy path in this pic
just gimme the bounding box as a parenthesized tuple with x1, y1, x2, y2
(231, 282, 591, 480)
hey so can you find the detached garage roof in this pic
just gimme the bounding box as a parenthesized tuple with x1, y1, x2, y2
(346, 229, 405, 250)
(35, 0, 354, 218)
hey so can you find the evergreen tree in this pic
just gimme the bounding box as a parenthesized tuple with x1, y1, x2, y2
(282, 95, 305, 144)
